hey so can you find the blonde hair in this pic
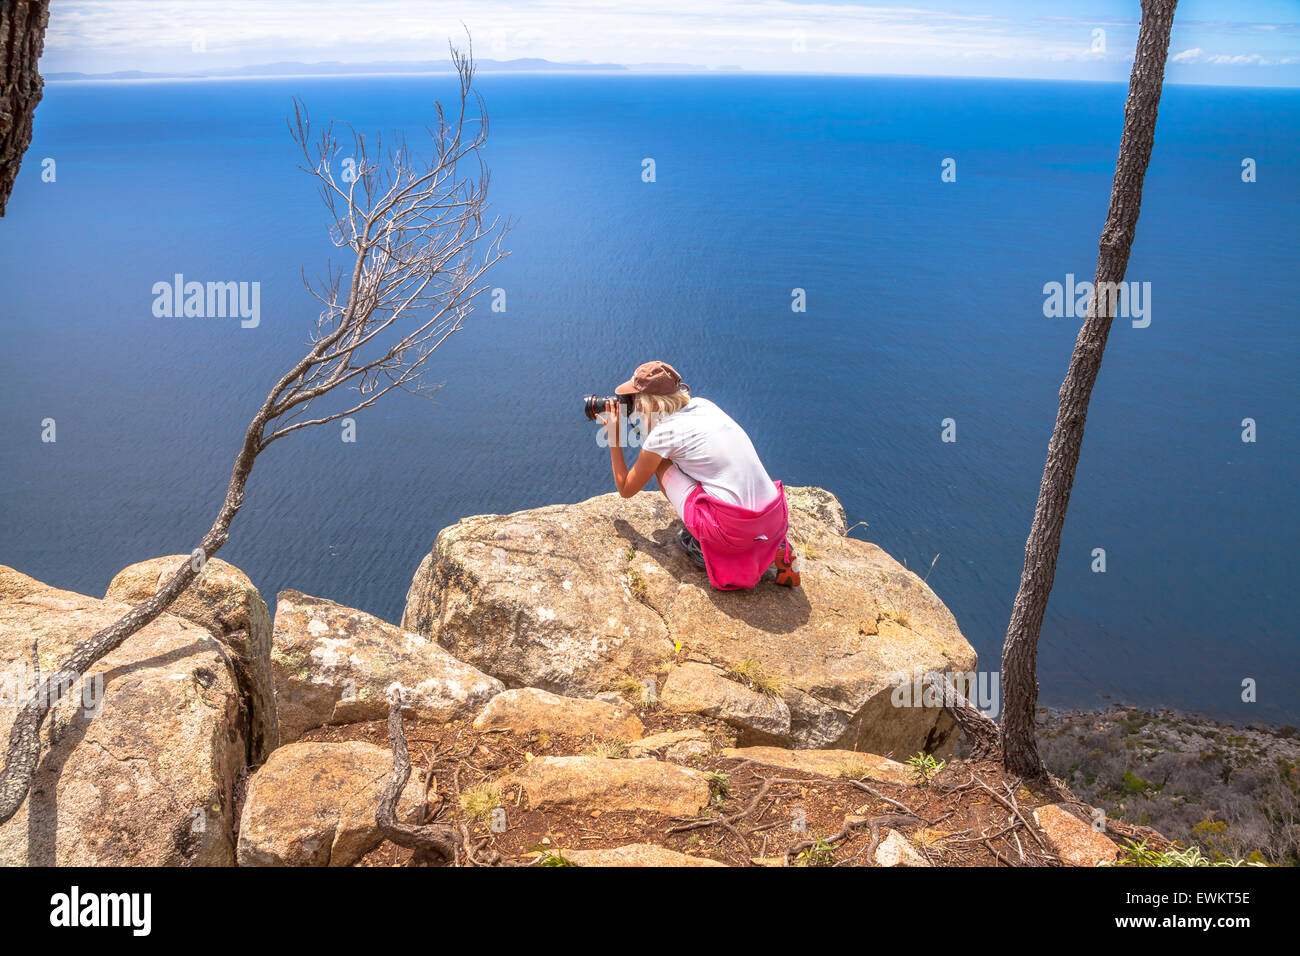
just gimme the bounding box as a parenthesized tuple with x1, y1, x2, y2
(634, 386, 691, 435)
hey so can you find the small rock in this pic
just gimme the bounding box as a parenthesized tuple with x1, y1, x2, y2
(627, 728, 712, 761)
(559, 843, 727, 867)
(721, 745, 913, 787)
(1033, 804, 1121, 866)
(875, 829, 931, 867)
(472, 687, 644, 741)
(507, 755, 711, 816)
(662, 662, 790, 742)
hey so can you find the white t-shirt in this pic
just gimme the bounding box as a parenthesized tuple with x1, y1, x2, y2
(640, 397, 778, 511)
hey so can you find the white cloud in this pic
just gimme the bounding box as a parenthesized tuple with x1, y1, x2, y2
(1171, 48, 1202, 63)
(1205, 53, 1297, 65)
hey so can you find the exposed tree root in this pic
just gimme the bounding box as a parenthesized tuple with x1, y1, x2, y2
(377, 691, 458, 865)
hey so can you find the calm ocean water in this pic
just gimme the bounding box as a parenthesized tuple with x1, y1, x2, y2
(1, 74, 1296, 724)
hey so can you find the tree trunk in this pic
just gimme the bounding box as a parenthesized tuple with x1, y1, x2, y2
(999, 0, 1178, 779)
(0, 0, 50, 215)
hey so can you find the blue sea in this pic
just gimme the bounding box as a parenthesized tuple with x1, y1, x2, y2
(1, 74, 1296, 725)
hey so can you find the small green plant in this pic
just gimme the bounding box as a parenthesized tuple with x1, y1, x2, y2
(706, 770, 730, 807)
(905, 752, 946, 784)
(623, 546, 637, 562)
(835, 758, 873, 781)
(727, 658, 784, 697)
(627, 569, 647, 599)
(458, 783, 502, 822)
(1121, 769, 1161, 794)
(651, 656, 676, 675)
(612, 673, 644, 698)
(611, 673, 659, 708)
(1106, 838, 1267, 868)
(529, 845, 575, 867)
(796, 837, 837, 867)
(1191, 819, 1228, 837)
(585, 738, 627, 759)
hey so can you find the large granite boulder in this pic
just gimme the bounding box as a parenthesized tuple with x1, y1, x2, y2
(402, 487, 976, 755)
(0, 566, 247, 865)
(106, 554, 278, 761)
(272, 590, 503, 743)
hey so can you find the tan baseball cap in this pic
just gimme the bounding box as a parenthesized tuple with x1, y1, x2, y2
(615, 360, 684, 396)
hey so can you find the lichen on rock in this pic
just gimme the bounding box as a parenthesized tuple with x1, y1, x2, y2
(272, 589, 503, 742)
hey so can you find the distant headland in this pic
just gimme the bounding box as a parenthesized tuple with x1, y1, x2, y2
(45, 58, 745, 82)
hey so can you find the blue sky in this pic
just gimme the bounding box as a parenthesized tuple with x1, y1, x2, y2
(43, 0, 1300, 85)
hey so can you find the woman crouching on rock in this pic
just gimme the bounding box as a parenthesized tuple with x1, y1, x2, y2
(596, 360, 801, 590)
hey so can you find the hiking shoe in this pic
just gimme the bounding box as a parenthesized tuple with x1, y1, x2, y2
(774, 539, 802, 587)
(676, 527, 706, 568)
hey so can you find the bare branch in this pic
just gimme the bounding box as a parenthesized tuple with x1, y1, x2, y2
(0, 38, 507, 826)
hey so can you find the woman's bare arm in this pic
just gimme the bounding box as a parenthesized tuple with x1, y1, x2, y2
(601, 399, 664, 498)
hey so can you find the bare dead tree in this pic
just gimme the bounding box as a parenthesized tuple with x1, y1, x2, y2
(0, 0, 50, 215)
(983, 0, 1178, 778)
(0, 43, 507, 825)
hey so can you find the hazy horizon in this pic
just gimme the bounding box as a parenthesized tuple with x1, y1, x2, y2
(39, 54, 1300, 90)
(42, 0, 1300, 88)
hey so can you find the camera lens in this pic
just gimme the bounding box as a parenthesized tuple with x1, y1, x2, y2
(583, 394, 631, 420)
